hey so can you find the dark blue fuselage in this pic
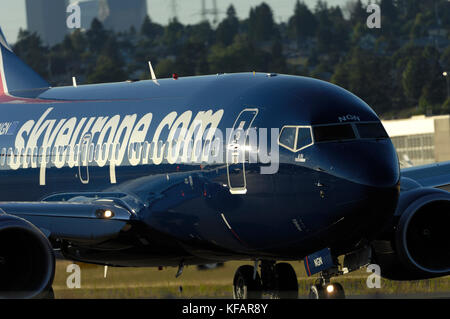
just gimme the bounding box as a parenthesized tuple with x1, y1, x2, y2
(0, 73, 400, 266)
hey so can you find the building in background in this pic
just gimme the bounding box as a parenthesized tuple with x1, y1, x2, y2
(69, 0, 148, 33)
(73, 0, 101, 30)
(100, 0, 148, 32)
(382, 115, 450, 167)
(26, 0, 68, 46)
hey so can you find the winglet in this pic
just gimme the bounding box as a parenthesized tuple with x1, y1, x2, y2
(148, 61, 159, 85)
(0, 27, 50, 96)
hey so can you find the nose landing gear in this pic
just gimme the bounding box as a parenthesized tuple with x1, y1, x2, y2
(308, 267, 346, 299)
(309, 280, 345, 299)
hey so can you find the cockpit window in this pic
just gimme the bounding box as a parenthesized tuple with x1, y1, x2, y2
(297, 128, 313, 150)
(356, 122, 389, 139)
(279, 126, 314, 152)
(313, 124, 355, 143)
(279, 121, 388, 153)
(279, 127, 297, 150)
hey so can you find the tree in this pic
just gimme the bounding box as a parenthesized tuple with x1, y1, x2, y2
(248, 3, 278, 43)
(187, 21, 214, 45)
(216, 5, 240, 46)
(176, 39, 210, 76)
(163, 18, 185, 54)
(141, 15, 164, 40)
(421, 46, 447, 105)
(314, 1, 350, 54)
(154, 58, 176, 79)
(402, 54, 429, 104)
(13, 30, 49, 80)
(442, 46, 450, 71)
(87, 55, 126, 84)
(288, 1, 317, 47)
(331, 48, 393, 114)
(208, 35, 267, 73)
(48, 30, 87, 83)
(396, 0, 420, 19)
(86, 18, 109, 54)
(269, 41, 287, 73)
(348, 0, 366, 25)
(441, 98, 450, 114)
(381, 0, 398, 22)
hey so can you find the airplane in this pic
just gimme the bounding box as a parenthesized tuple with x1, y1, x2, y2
(0, 27, 448, 299)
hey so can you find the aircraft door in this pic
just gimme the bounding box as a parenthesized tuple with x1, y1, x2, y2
(226, 108, 258, 195)
(78, 133, 91, 184)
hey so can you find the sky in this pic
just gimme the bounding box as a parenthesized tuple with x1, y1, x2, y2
(0, 0, 349, 44)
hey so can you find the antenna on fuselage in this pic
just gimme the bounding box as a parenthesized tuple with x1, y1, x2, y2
(72, 76, 78, 88)
(148, 61, 159, 86)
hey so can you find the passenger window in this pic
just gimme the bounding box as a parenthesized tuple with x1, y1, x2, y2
(296, 128, 313, 150)
(88, 144, 94, 163)
(108, 144, 113, 161)
(94, 144, 100, 162)
(279, 127, 297, 151)
(0, 148, 5, 166)
(142, 141, 149, 160)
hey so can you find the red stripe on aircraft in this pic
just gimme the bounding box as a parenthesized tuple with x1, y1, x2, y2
(0, 73, 4, 94)
(305, 257, 311, 276)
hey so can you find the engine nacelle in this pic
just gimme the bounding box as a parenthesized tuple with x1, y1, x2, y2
(372, 186, 450, 280)
(0, 211, 55, 298)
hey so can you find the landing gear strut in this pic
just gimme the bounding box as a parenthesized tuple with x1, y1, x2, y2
(233, 261, 299, 299)
(308, 268, 345, 299)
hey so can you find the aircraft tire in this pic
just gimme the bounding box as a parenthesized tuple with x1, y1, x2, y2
(309, 283, 345, 299)
(233, 265, 262, 299)
(36, 287, 55, 299)
(309, 284, 325, 299)
(272, 263, 299, 299)
(325, 283, 345, 299)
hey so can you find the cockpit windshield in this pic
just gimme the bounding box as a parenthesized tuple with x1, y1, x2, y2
(313, 124, 355, 142)
(278, 122, 389, 152)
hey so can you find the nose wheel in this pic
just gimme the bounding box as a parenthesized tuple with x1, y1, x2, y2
(309, 274, 345, 299)
(309, 282, 345, 299)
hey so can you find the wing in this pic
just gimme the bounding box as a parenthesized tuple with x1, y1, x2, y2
(401, 161, 450, 189)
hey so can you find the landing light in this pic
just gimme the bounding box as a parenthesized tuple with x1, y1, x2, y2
(96, 209, 114, 219)
(326, 285, 334, 293)
(104, 210, 113, 218)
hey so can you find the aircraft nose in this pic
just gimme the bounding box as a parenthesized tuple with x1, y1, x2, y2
(319, 139, 400, 188)
(312, 140, 400, 247)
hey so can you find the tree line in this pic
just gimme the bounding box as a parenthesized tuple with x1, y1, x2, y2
(13, 0, 450, 119)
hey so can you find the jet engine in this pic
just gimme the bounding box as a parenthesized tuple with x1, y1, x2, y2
(372, 186, 450, 280)
(0, 211, 55, 298)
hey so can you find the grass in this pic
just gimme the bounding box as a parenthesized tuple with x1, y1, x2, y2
(52, 260, 450, 299)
